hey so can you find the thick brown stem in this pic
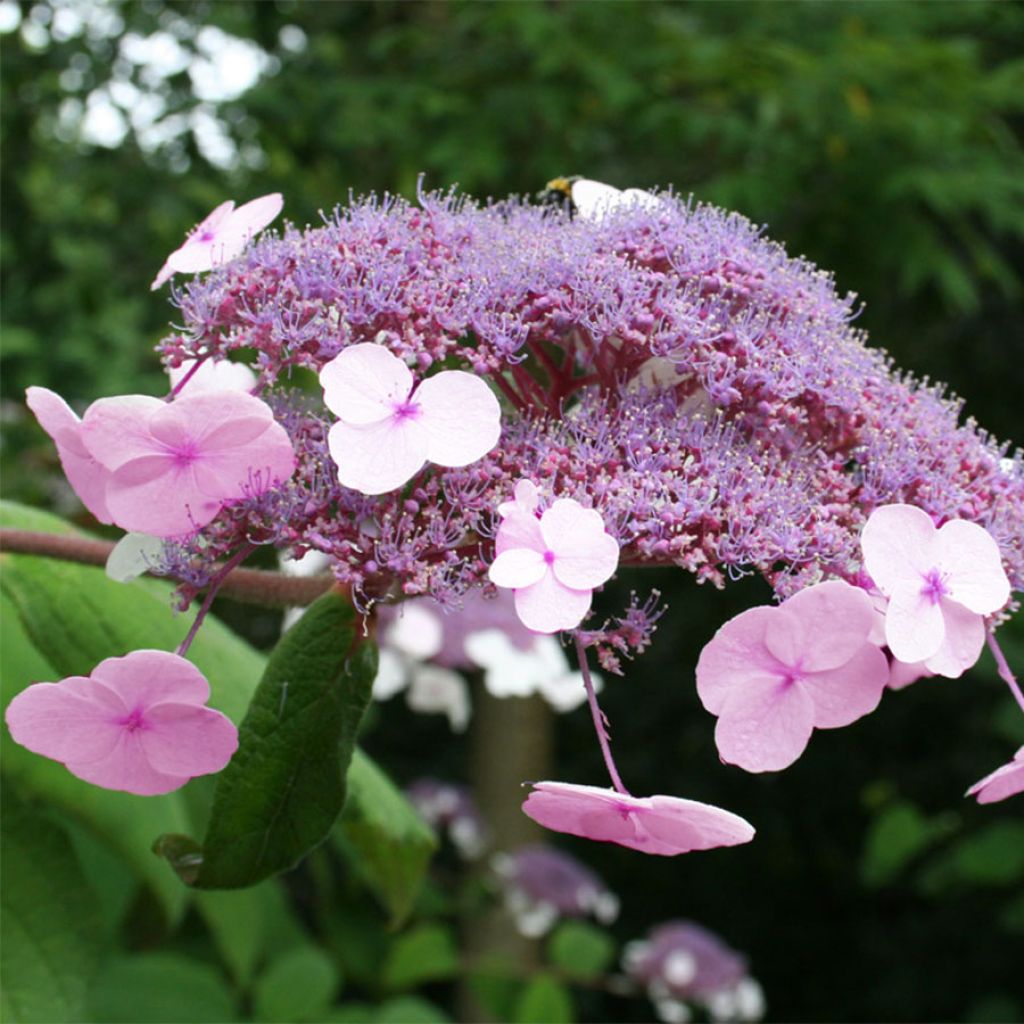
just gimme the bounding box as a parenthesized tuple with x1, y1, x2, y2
(0, 529, 333, 608)
(457, 684, 554, 1022)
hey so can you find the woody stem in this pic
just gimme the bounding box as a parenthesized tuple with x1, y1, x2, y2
(575, 631, 630, 796)
(987, 629, 1024, 715)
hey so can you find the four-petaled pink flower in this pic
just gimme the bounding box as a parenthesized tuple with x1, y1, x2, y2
(151, 193, 283, 290)
(861, 504, 1011, 678)
(522, 781, 755, 856)
(4, 650, 238, 796)
(966, 746, 1024, 805)
(696, 580, 889, 772)
(489, 485, 620, 633)
(80, 390, 295, 538)
(319, 342, 501, 495)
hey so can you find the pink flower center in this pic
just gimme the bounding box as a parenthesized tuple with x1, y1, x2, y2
(198, 229, 216, 243)
(118, 706, 149, 733)
(391, 398, 422, 422)
(170, 439, 201, 467)
(543, 549, 556, 566)
(921, 567, 950, 604)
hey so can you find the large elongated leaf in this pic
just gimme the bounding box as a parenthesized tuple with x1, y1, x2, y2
(335, 750, 437, 926)
(159, 589, 378, 888)
(0, 788, 101, 1024)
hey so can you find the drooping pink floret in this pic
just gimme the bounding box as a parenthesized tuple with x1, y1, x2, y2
(4, 650, 238, 796)
(696, 580, 890, 773)
(861, 504, 1011, 678)
(521, 781, 755, 856)
(151, 193, 283, 290)
(25, 386, 120, 524)
(80, 390, 295, 538)
(319, 342, 501, 495)
(489, 483, 620, 633)
(966, 746, 1024, 805)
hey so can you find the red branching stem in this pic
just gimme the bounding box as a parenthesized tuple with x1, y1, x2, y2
(575, 631, 630, 795)
(176, 545, 255, 656)
(168, 356, 206, 399)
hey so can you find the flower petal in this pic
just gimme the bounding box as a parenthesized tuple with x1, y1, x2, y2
(319, 343, 413, 424)
(168, 358, 257, 395)
(966, 747, 1024, 805)
(91, 650, 211, 707)
(514, 572, 592, 633)
(67, 730, 191, 796)
(884, 584, 945, 663)
(800, 645, 889, 729)
(106, 457, 220, 537)
(923, 600, 985, 678)
(714, 681, 815, 773)
(26, 387, 113, 523)
(936, 519, 1010, 615)
(695, 607, 781, 715)
(540, 500, 620, 590)
(489, 547, 547, 589)
(5, 678, 126, 764)
(861, 504, 938, 596)
(327, 415, 428, 494)
(495, 510, 545, 556)
(208, 192, 284, 261)
(522, 782, 645, 845)
(642, 796, 756, 853)
(767, 581, 876, 672)
(80, 395, 166, 470)
(139, 702, 238, 776)
(416, 371, 501, 467)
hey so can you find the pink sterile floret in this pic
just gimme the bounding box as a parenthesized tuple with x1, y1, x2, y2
(966, 746, 1024, 805)
(319, 342, 501, 495)
(150, 193, 283, 290)
(168, 357, 257, 395)
(489, 485, 620, 633)
(861, 504, 1011, 678)
(522, 781, 755, 856)
(696, 580, 890, 773)
(4, 650, 238, 796)
(80, 389, 295, 538)
(25, 386, 124, 525)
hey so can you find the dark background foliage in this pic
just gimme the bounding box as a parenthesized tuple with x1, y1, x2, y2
(2, 2, 1023, 1022)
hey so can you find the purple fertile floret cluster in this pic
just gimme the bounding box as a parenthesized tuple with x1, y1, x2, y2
(156, 187, 1024, 653)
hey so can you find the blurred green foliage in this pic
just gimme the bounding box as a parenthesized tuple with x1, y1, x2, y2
(2, 2, 1024, 1022)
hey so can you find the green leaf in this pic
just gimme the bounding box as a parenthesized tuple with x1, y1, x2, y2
(382, 924, 460, 991)
(253, 946, 340, 1023)
(547, 920, 616, 981)
(335, 749, 438, 926)
(513, 975, 575, 1024)
(918, 820, 1024, 894)
(160, 589, 377, 888)
(86, 953, 239, 1023)
(860, 800, 957, 888)
(374, 997, 452, 1023)
(0, 789, 102, 1024)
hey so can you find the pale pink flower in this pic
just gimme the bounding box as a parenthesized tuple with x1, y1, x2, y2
(25, 386, 120, 524)
(522, 781, 755, 856)
(696, 581, 890, 773)
(319, 343, 501, 495)
(150, 193, 283, 290)
(167, 358, 257, 395)
(489, 489, 619, 633)
(966, 746, 1024, 805)
(80, 390, 295, 538)
(861, 504, 1010, 677)
(4, 650, 238, 796)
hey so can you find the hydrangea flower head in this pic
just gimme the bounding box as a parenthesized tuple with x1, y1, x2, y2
(522, 781, 755, 856)
(405, 778, 487, 858)
(80, 390, 295, 538)
(4, 650, 237, 796)
(696, 581, 889, 772)
(624, 921, 764, 1024)
(493, 843, 619, 937)
(966, 746, 1024, 805)
(489, 487, 620, 633)
(861, 504, 1011, 677)
(319, 342, 501, 495)
(151, 193, 283, 289)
